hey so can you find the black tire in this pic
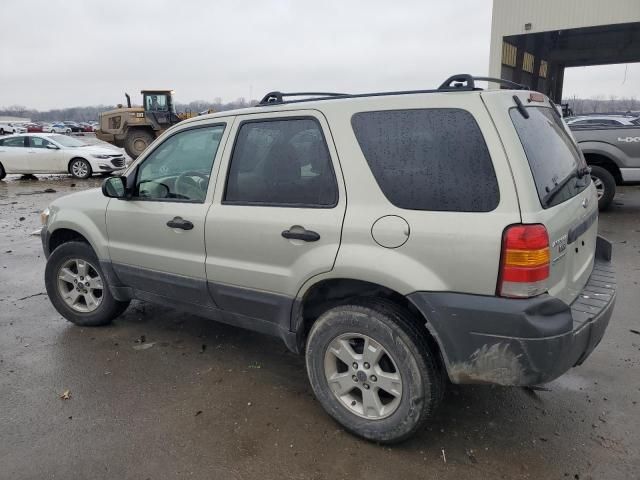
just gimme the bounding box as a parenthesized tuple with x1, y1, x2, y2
(589, 165, 616, 211)
(45, 241, 129, 326)
(69, 158, 92, 179)
(0, 128, 4, 135)
(306, 298, 445, 444)
(0, 163, 6, 180)
(124, 129, 154, 159)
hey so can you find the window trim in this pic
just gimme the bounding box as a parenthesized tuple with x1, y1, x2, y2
(350, 107, 500, 213)
(128, 122, 227, 204)
(221, 115, 339, 209)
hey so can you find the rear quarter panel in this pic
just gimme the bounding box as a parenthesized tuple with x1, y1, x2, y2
(308, 92, 521, 297)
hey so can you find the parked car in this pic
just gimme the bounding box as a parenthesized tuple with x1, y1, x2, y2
(39, 75, 615, 443)
(63, 121, 85, 133)
(567, 115, 640, 127)
(26, 123, 44, 133)
(0, 122, 28, 135)
(43, 123, 72, 134)
(78, 122, 94, 132)
(0, 133, 127, 179)
(570, 123, 640, 209)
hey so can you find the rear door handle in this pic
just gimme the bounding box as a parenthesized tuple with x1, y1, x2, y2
(167, 216, 194, 230)
(282, 226, 320, 242)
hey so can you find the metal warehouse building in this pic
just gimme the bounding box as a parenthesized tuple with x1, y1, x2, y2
(489, 0, 640, 101)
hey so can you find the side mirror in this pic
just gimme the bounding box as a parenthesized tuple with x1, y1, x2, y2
(46, 144, 59, 150)
(102, 176, 126, 198)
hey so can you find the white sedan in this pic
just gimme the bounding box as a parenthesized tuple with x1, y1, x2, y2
(0, 133, 128, 179)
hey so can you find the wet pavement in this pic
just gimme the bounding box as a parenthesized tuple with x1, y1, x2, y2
(1, 176, 639, 480)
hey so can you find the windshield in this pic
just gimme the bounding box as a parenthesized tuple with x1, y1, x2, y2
(50, 135, 87, 147)
(510, 106, 589, 209)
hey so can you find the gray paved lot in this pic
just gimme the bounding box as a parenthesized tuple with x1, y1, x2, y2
(1, 175, 639, 480)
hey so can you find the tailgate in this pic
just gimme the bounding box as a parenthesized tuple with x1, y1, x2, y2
(538, 186, 598, 304)
(482, 91, 599, 305)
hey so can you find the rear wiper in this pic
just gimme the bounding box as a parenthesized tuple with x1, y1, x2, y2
(543, 166, 590, 207)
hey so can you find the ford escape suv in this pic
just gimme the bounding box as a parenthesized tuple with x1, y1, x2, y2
(41, 75, 616, 443)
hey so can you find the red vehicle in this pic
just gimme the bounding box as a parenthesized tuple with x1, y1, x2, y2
(79, 122, 94, 132)
(26, 123, 43, 133)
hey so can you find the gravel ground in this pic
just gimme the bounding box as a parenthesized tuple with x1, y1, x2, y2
(0, 176, 639, 480)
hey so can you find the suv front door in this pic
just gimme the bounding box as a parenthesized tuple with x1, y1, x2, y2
(205, 111, 346, 329)
(106, 122, 229, 306)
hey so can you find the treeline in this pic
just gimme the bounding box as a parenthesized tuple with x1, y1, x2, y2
(2, 96, 638, 122)
(0, 98, 257, 122)
(563, 96, 639, 115)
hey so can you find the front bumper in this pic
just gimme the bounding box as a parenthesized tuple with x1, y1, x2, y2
(408, 236, 616, 386)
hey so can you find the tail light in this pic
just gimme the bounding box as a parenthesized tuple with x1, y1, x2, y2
(497, 224, 550, 298)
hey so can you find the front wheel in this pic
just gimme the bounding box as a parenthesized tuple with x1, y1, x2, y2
(0, 163, 6, 180)
(589, 165, 616, 211)
(305, 299, 445, 443)
(45, 241, 129, 326)
(124, 129, 154, 159)
(69, 158, 92, 179)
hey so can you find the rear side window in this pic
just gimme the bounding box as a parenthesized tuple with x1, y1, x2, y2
(510, 107, 588, 209)
(0, 136, 26, 147)
(351, 109, 499, 212)
(224, 118, 338, 207)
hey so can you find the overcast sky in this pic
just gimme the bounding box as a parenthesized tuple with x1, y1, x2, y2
(0, 0, 637, 110)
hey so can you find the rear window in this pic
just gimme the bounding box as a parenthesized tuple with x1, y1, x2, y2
(510, 107, 589, 209)
(351, 109, 499, 212)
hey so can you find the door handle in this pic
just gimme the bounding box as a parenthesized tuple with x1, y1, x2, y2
(166, 216, 194, 230)
(282, 226, 320, 242)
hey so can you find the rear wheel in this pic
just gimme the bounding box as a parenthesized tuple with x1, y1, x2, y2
(45, 241, 129, 326)
(0, 128, 5, 135)
(0, 163, 6, 180)
(124, 129, 154, 159)
(305, 299, 444, 443)
(69, 158, 92, 179)
(589, 165, 616, 211)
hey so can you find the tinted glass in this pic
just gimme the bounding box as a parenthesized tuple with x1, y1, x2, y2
(136, 125, 225, 202)
(351, 109, 499, 212)
(225, 119, 338, 206)
(0, 136, 26, 147)
(29, 136, 53, 148)
(510, 106, 589, 209)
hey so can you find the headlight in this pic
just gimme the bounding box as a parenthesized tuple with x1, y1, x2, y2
(92, 154, 111, 159)
(40, 208, 50, 225)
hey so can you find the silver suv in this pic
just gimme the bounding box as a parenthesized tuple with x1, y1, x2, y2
(41, 75, 616, 443)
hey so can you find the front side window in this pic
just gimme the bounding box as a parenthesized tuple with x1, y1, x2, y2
(352, 109, 499, 212)
(29, 136, 53, 148)
(146, 94, 168, 112)
(0, 136, 27, 147)
(135, 125, 225, 202)
(224, 118, 338, 207)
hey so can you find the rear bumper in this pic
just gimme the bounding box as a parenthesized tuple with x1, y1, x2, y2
(408, 236, 616, 386)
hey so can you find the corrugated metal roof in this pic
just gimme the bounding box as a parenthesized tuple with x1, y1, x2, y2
(491, 0, 640, 36)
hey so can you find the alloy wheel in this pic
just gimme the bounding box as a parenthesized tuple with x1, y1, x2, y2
(57, 258, 103, 312)
(592, 175, 604, 200)
(71, 160, 89, 178)
(324, 333, 403, 419)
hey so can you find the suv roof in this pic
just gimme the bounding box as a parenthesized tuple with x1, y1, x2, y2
(185, 74, 530, 123)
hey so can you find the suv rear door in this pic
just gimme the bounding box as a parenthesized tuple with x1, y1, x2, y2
(482, 91, 599, 305)
(204, 110, 346, 328)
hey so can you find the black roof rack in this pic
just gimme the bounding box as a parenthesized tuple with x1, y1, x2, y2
(257, 74, 528, 107)
(438, 74, 527, 91)
(259, 91, 348, 105)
